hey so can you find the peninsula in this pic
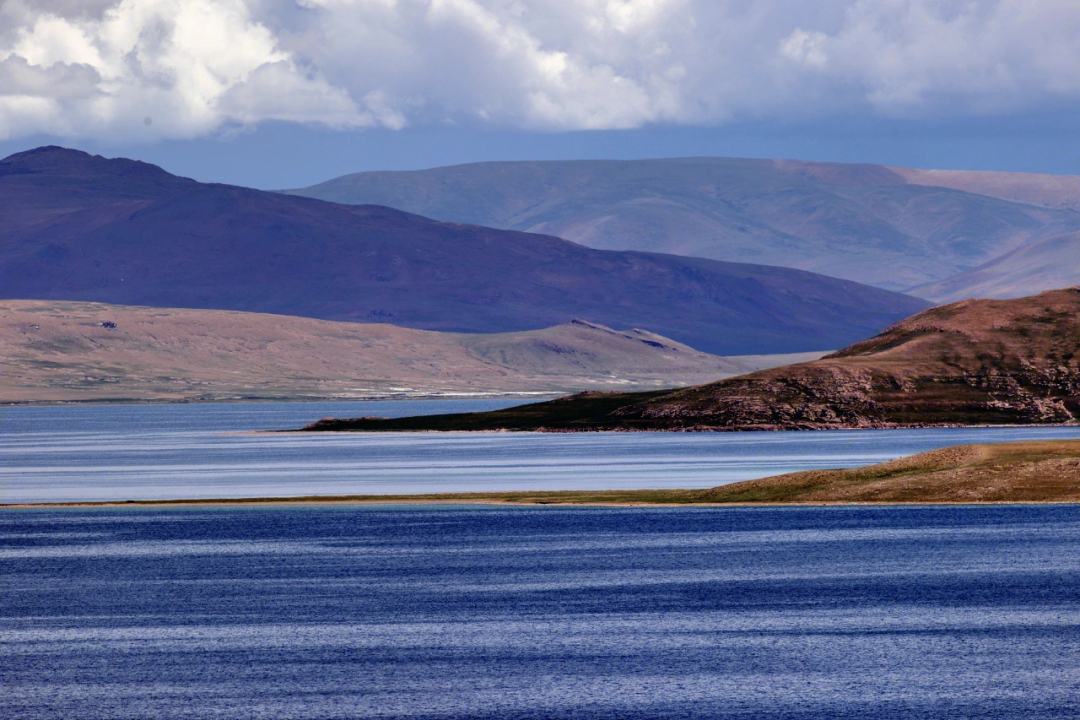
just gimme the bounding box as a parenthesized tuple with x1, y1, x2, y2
(299, 288, 1080, 432)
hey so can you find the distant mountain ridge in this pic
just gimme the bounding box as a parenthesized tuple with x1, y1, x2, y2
(0, 146, 928, 356)
(287, 157, 1080, 300)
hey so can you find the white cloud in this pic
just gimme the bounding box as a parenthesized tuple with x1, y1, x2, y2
(1, 0, 1078, 140)
(777, 0, 1080, 115)
(0, 0, 368, 139)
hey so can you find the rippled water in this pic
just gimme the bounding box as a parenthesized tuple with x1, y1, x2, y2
(2, 505, 1079, 719)
(3, 401, 1080, 503)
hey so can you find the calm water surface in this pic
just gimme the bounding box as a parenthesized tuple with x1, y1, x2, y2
(2, 504, 1079, 719)
(3, 401, 1080, 503)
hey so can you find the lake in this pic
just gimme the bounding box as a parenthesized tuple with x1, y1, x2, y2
(2, 504, 1078, 719)
(3, 400, 1080, 503)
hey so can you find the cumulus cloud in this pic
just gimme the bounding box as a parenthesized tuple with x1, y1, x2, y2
(0, 0, 370, 140)
(778, 0, 1080, 114)
(0, 0, 1078, 140)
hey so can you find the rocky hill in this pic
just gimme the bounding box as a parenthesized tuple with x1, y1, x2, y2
(287, 158, 1080, 299)
(0, 301, 819, 403)
(302, 288, 1080, 432)
(0, 147, 928, 356)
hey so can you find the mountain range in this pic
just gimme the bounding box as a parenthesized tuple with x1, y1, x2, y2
(0, 147, 928, 356)
(288, 158, 1080, 300)
(303, 288, 1080, 432)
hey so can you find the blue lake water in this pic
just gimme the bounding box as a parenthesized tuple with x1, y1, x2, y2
(3, 400, 1080, 503)
(2, 504, 1079, 719)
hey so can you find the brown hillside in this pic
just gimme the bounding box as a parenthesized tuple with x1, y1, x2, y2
(302, 288, 1080, 432)
(613, 287, 1080, 429)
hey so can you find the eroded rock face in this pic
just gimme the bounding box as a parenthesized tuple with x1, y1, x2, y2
(607, 288, 1080, 430)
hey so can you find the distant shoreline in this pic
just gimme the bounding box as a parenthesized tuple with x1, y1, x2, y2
(0, 392, 560, 408)
(285, 421, 1080, 434)
(5, 495, 1078, 509)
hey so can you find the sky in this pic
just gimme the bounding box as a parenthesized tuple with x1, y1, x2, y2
(1, 0, 1079, 189)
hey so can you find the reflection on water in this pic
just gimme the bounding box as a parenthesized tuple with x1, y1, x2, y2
(2, 400, 1080, 503)
(1, 505, 1079, 719)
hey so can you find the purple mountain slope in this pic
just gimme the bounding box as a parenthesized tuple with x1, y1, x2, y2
(0, 147, 930, 355)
